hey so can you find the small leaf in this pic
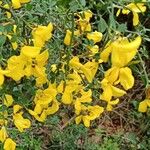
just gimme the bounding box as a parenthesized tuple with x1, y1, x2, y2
(0, 25, 5, 33)
(80, 0, 86, 6)
(0, 35, 6, 47)
(98, 17, 107, 33)
(117, 23, 127, 33)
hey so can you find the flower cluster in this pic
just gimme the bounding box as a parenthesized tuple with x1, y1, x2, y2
(0, 0, 148, 149)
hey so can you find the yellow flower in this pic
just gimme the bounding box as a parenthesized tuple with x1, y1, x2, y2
(45, 100, 59, 115)
(0, 126, 8, 143)
(87, 31, 103, 44)
(6, 55, 25, 81)
(20, 47, 49, 83)
(4, 94, 14, 107)
(104, 67, 135, 90)
(32, 23, 53, 47)
(0, 69, 8, 86)
(29, 99, 59, 122)
(122, 3, 146, 26)
(106, 98, 119, 111)
(76, 10, 93, 33)
(64, 30, 72, 46)
(87, 45, 99, 55)
(64, 29, 80, 46)
(75, 104, 104, 127)
(13, 105, 31, 132)
(100, 79, 126, 101)
(83, 10, 93, 22)
(119, 67, 134, 90)
(100, 36, 141, 67)
(21, 46, 41, 58)
(69, 57, 99, 83)
(28, 85, 59, 122)
(13, 113, 31, 132)
(13, 105, 22, 114)
(3, 4, 11, 18)
(138, 99, 150, 112)
(12, 0, 30, 9)
(77, 89, 92, 103)
(4, 138, 16, 150)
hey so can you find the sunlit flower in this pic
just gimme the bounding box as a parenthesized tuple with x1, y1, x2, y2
(100, 79, 126, 102)
(12, 0, 31, 9)
(32, 23, 53, 47)
(87, 31, 103, 44)
(117, 2, 146, 26)
(75, 103, 104, 127)
(64, 29, 80, 46)
(4, 94, 14, 107)
(0, 126, 8, 143)
(76, 10, 93, 32)
(0, 69, 8, 86)
(13, 105, 31, 132)
(4, 138, 16, 150)
(104, 67, 135, 90)
(138, 99, 150, 112)
(6, 55, 25, 81)
(100, 36, 141, 67)
(69, 57, 99, 83)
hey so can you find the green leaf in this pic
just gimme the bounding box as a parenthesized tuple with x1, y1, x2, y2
(109, 14, 116, 29)
(80, 0, 86, 6)
(69, 1, 79, 12)
(0, 25, 5, 33)
(0, 35, 6, 47)
(117, 23, 127, 33)
(98, 17, 108, 33)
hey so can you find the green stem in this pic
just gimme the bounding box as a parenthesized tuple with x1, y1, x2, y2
(137, 51, 149, 87)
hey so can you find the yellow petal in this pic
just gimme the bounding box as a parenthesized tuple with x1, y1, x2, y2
(20, 0, 31, 3)
(62, 89, 73, 104)
(84, 10, 93, 21)
(82, 116, 90, 127)
(74, 100, 82, 115)
(34, 104, 42, 115)
(36, 49, 49, 67)
(13, 105, 22, 114)
(46, 100, 59, 115)
(4, 94, 14, 107)
(12, 0, 21, 9)
(100, 42, 112, 62)
(87, 31, 103, 44)
(0, 74, 4, 86)
(138, 100, 147, 112)
(109, 98, 119, 105)
(112, 36, 141, 53)
(132, 12, 139, 26)
(87, 45, 99, 55)
(14, 117, 31, 132)
(100, 83, 112, 101)
(21, 46, 41, 58)
(4, 138, 16, 150)
(116, 9, 121, 17)
(105, 67, 120, 84)
(64, 30, 72, 46)
(75, 115, 82, 125)
(119, 67, 134, 90)
(0, 126, 8, 143)
(106, 104, 113, 111)
(111, 86, 126, 97)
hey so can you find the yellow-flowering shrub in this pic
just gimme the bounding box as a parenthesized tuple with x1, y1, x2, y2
(0, 0, 148, 149)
